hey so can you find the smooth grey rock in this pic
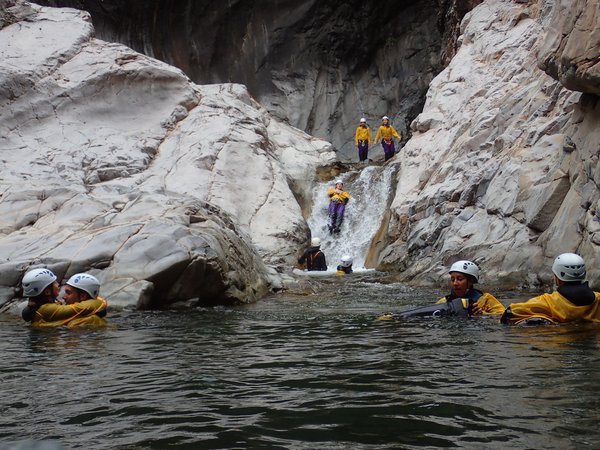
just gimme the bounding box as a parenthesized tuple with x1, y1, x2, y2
(0, 1, 335, 310)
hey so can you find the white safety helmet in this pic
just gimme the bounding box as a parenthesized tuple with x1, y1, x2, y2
(311, 237, 321, 247)
(66, 273, 101, 298)
(552, 253, 586, 282)
(335, 179, 343, 186)
(449, 260, 480, 283)
(360, 118, 366, 123)
(382, 115, 389, 121)
(22, 268, 57, 297)
(340, 255, 353, 268)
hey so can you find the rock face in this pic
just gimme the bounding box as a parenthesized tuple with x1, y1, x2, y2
(0, 0, 335, 310)
(32, 0, 483, 161)
(537, 0, 600, 95)
(379, 0, 600, 288)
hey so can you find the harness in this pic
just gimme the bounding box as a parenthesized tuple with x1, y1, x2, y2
(307, 250, 322, 268)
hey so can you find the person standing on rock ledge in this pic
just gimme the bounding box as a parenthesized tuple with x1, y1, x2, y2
(355, 118, 371, 163)
(374, 115, 402, 161)
(501, 253, 600, 325)
(298, 237, 327, 271)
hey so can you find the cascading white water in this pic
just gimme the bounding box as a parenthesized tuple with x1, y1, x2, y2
(307, 165, 395, 271)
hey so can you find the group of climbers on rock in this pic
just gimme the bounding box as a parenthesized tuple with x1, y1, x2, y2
(383, 253, 600, 326)
(354, 116, 402, 163)
(20, 268, 108, 328)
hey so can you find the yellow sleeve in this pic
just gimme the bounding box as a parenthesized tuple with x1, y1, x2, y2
(435, 297, 448, 304)
(476, 293, 505, 315)
(34, 298, 108, 327)
(392, 126, 401, 140)
(367, 128, 371, 144)
(327, 187, 335, 197)
(374, 126, 382, 144)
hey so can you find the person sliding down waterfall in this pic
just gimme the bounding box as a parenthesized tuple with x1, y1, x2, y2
(327, 180, 350, 234)
(374, 115, 401, 162)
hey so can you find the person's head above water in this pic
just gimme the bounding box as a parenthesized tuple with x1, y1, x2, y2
(448, 260, 479, 297)
(552, 253, 586, 284)
(64, 273, 101, 304)
(21, 268, 59, 301)
(359, 118, 367, 125)
(311, 237, 321, 248)
(334, 179, 343, 189)
(340, 255, 353, 267)
(381, 115, 389, 124)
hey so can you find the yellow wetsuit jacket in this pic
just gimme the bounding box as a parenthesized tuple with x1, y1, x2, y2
(501, 291, 600, 325)
(327, 187, 350, 204)
(31, 297, 108, 328)
(355, 126, 371, 146)
(436, 292, 505, 315)
(374, 125, 401, 144)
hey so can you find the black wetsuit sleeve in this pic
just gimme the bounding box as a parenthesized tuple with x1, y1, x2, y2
(298, 251, 307, 265)
(95, 308, 107, 318)
(21, 305, 35, 322)
(318, 253, 327, 271)
(500, 307, 513, 324)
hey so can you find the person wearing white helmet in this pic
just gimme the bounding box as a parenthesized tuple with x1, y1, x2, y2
(336, 255, 353, 275)
(64, 273, 101, 304)
(21, 268, 108, 328)
(373, 115, 401, 161)
(436, 260, 505, 315)
(327, 180, 350, 234)
(501, 253, 600, 325)
(355, 118, 371, 163)
(378, 260, 503, 320)
(297, 237, 327, 271)
(20, 268, 60, 322)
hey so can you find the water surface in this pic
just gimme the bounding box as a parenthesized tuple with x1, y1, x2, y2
(2, 275, 600, 449)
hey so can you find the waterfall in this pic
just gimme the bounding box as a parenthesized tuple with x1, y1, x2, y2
(307, 165, 395, 271)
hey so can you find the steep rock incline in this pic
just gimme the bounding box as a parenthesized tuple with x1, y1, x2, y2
(538, 0, 600, 95)
(33, 0, 483, 161)
(380, 0, 600, 288)
(0, 0, 335, 310)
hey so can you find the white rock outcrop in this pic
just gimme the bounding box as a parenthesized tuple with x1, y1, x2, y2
(380, 0, 600, 288)
(0, 1, 335, 310)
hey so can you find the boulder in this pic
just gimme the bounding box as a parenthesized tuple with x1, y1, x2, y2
(0, 1, 335, 310)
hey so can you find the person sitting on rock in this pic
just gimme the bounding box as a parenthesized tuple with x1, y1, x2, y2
(21, 269, 108, 328)
(336, 255, 353, 275)
(355, 118, 371, 163)
(298, 237, 327, 271)
(327, 180, 350, 234)
(438, 260, 505, 315)
(501, 253, 600, 325)
(374, 115, 401, 161)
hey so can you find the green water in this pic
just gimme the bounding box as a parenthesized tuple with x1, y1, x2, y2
(2, 275, 600, 449)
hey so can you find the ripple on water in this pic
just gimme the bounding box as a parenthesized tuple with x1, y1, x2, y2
(2, 281, 600, 448)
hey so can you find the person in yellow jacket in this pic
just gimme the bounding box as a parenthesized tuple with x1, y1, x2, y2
(374, 115, 401, 161)
(21, 269, 107, 328)
(355, 118, 371, 163)
(436, 260, 505, 315)
(327, 179, 350, 234)
(501, 253, 600, 325)
(377, 260, 504, 320)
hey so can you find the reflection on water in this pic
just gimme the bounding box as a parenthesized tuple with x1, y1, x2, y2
(2, 276, 600, 449)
